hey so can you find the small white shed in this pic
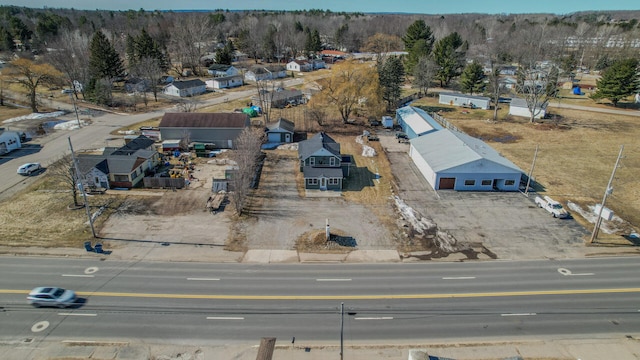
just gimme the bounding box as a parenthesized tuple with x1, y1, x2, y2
(439, 92, 491, 110)
(508, 98, 547, 119)
(0, 130, 22, 155)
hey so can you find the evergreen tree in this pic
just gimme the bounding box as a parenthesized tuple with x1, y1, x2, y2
(402, 20, 434, 73)
(433, 32, 465, 87)
(460, 61, 485, 95)
(88, 30, 124, 81)
(215, 40, 234, 65)
(378, 55, 405, 110)
(591, 58, 639, 107)
(0, 26, 14, 51)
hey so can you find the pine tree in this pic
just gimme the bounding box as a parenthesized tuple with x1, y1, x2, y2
(460, 62, 485, 95)
(378, 56, 405, 110)
(433, 32, 465, 87)
(215, 40, 234, 65)
(402, 20, 434, 73)
(88, 30, 124, 81)
(591, 58, 639, 107)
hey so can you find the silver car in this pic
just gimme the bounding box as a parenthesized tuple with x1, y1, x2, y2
(17, 163, 41, 176)
(27, 287, 77, 308)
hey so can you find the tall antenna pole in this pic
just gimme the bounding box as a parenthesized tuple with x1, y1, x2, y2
(525, 144, 539, 196)
(589, 145, 624, 244)
(68, 137, 96, 238)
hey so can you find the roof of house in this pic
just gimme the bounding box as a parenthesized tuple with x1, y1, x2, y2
(289, 59, 311, 66)
(397, 106, 443, 135)
(439, 92, 492, 101)
(411, 129, 522, 174)
(271, 89, 303, 102)
(168, 79, 206, 89)
(303, 166, 344, 178)
(208, 64, 234, 71)
(77, 149, 156, 175)
(267, 118, 295, 133)
(110, 135, 154, 156)
(210, 74, 243, 81)
(321, 50, 347, 57)
(509, 97, 547, 110)
(298, 132, 341, 159)
(159, 112, 249, 128)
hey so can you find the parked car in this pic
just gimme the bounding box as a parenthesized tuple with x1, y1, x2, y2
(17, 163, 41, 176)
(27, 287, 77, 308)
(534, 195, 569, 218)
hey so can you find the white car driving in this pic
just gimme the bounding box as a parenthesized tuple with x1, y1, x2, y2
(17, 162, 41, 176)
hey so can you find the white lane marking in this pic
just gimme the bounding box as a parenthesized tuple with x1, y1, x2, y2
(442, 276, 476, 280)
(558, 268, 594, 276)
(354, 317, 394, 320)
(187, 278, 220, 281)
(62, 340, 129, 345)
(58, 313, 97, 317)
(206, 316, 245, 320)
(316, 278, 352, 282)
(31, 321, 50, 332)
(62, 274, 94, 278)
(84, 266, 99, 275)
(501, 313, 537, 317)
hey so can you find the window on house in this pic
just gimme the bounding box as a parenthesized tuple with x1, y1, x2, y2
(505, 180, 515, 186)
(329, 157, 336, 166)
(481, 180, 492, 186)
(464, 180, 475, 186)
(307, 178, 318, 185)
(329, 178, 339, 185)
(309, 157, 315, 166)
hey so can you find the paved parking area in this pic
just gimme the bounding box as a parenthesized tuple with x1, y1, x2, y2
(381, 131, 591, 261)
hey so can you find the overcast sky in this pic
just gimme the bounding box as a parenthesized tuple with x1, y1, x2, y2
(3, 0, 639, 14)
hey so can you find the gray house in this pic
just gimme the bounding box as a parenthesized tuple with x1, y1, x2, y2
(159, 112, 250, 149)
(76, 135, 161, 189)
(163, 79, 207, 97)
(266, 118, 294, 144)
(252, 89, 305, 109)
(439, 92, 491, 110)
(298, 132, 349, 191)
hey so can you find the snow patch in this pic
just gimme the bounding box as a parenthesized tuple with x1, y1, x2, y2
(2, 111, 67, 124)
(356, 135, 377, 157)
(567, 201, 628, 234)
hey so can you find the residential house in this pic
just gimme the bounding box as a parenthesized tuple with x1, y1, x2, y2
(124, 78, 151, 93)
(244, 65, 287, 81)
(159, 112, 250, 149)
(207, 64, 239, 77)
(409, 129, 523, 191)
(206, 75, 243, 89)
(163, 79, 207, 97)
(311, 59, 325, 70)
(0, 129, 22, 155)
(508, 98, 547, 119)
(298, 132, 349, 191)
(76, 135, 161, 189)
(286, 60, 313, 72)
(265, 118, 294, 144)
(251, 89, 305, 109)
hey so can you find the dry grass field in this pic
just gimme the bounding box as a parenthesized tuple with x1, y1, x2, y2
(412, 96, 640, 237)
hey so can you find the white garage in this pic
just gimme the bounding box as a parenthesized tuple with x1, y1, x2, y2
(508, 97, 547, 119)
(409, 129, 523, 191)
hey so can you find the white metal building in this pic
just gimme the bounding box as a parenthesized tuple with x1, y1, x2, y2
(508, 97, 547, 119)
(409, 129, 523, 191)
(439, 92, 491, 110)
(396, 106, 443, 139)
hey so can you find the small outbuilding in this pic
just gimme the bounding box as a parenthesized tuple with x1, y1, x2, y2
(265, 118, 295, 144)
(159, 112, 250, 149)
(0, 130, 22, 155)
(163, 79, 206, 97)
(508, 98, 547, 119)
(439, 92, 491, 110)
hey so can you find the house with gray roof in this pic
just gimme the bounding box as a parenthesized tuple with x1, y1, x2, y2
(265, 118, 294, 144)
(207, 64, 239, 77)
(163, 79, 206, 97)
(298, 132, 350, 191)
(76, 135, 161, 189)
(159, 112, 250, 149)
(409, 129, 523, 191)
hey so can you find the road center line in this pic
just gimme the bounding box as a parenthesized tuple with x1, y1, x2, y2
(355, 317, 394, 320)
(501, 313, 537, 317)
(58, 313, 97, 317)
(206, 316, 244, 320)
(62, 274, 94, 278)
(316, 279, 352, 282)
(187, 278, 220, 281)
(442, 276, 476, 280)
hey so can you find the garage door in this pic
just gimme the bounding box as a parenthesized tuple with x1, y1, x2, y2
(439, 178, 455, 189)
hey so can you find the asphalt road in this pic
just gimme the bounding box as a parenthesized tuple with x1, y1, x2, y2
(1, 257, 639, 345)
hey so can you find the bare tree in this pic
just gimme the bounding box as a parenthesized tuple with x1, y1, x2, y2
(175, 98, 199, 113)
(45, 29, 91, 99)
(47, 154, 81, 207)
(229, 127, 265, 216)
(255, 79, 277, 124)
(168, 14, 214, 76)
(412, 56, 437, 96)
(179, 130, 191, 152)
(129, 56, 164, 103)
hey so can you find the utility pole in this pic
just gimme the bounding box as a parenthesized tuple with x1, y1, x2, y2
(69, 84, 81, 129)
(525, 144, 539, 196)
(68, 137, 96, 238)
(340, 302, 344, 360)
(589, 145, 624, 244)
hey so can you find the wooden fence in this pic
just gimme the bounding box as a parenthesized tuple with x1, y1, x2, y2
(143, 177, 186, 189)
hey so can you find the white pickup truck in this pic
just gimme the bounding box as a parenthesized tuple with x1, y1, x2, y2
(535, 196, 569, 218)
